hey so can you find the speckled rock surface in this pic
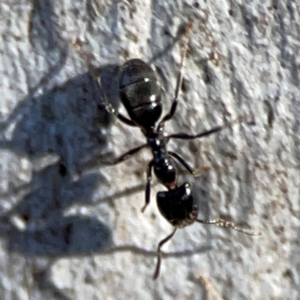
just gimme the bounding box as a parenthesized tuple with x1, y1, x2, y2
(0, 1, 299, 300)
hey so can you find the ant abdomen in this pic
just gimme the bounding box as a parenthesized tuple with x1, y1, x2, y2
(119, 59, 163, 128)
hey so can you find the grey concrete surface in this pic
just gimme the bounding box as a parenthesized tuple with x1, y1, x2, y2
(0, 0, 300, 299)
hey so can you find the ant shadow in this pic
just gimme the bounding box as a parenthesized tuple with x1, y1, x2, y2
(0, 63, 123, 248)
(0, 60, 212, 296)
(0, 64, 119, 298)
(0, 6, 216, 298)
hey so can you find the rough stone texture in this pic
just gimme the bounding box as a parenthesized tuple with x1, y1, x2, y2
(0, 0, 299, 300)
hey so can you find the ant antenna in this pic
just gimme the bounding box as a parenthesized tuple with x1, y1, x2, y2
(196, 218, 261, 236)
(153, 216, 260, 279)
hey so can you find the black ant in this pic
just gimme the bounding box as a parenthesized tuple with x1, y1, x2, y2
(98, 20, 260, 279)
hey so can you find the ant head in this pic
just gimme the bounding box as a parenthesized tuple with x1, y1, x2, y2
(156, 182, 198, 228)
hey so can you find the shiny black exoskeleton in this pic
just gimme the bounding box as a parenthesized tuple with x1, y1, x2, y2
(104, 21, 259, 279)
(111, 57, 213, 227)
(119, 59, 163, 130)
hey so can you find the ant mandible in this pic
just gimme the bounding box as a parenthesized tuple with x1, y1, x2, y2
(100, 20, 260, 279)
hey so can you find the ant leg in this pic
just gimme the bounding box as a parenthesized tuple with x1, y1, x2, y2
(166, 125, 223, 140)
(168, 151, 210, 177)
(158, 20, 193, 128)
(196, 218, 261, 236)
(149, 20, 195, 64)
(168, 151, 194, 174)
(74, 44, 138, 128)
(94, 76, 137, 127)
(104, 100, 137, 127)
(166, 107, 256, 141)
(153, 227, 177, 280)
(166, 112, 256, 140)
(80, 143, 147, 171)
(141, 160, 154, 213)
(113, 143, 147, 164)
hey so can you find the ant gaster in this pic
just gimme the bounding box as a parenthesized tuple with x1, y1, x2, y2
(100, 20, 260, 279)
